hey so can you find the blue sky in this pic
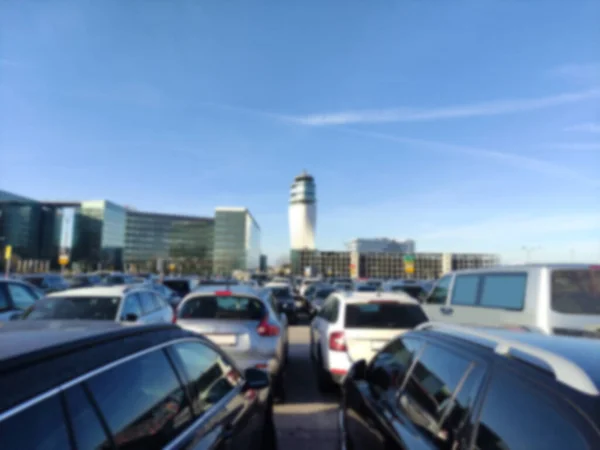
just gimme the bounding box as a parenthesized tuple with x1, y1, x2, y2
(1, 1, 599, 264)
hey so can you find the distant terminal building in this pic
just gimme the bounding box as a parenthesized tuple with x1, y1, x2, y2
(0, 189, 261, 275)
(289, 170, 317, 250)
(291, 249, 499, 280)
(347, 238, 416, 254)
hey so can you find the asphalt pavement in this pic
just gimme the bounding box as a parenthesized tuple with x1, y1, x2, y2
(274, 322, 340, 449)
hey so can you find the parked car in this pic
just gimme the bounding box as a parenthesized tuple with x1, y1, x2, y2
(307, 285, 336, 316)
(150, 282, 182, 308)
(421, 264, 600, 336)
(310, 290, 428, 392)
(20, 285, 175, 324)
(0, 279, 40, 321)
(264, 282, 299, 324)
(175, 284, 289, 402)
(163, 277, 197, 298)
(0, 321, 276, 449)
(100, 273, 138, 286)
(383, 279, 428, 300)
(341, 322, 600, 450)
(20, 273, 69, 294)
(64, 273, 103, 289)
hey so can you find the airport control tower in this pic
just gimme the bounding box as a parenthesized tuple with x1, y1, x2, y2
(289, 170, 316, 250)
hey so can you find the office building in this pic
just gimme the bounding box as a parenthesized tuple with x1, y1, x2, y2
(289, 170, 317, 250)
(124, 210, 214, 274)
(213, 207, 261, 274)
(347, 238, 416, 254)
(291, 249, 498, 279)
(1, 189, 260, 275)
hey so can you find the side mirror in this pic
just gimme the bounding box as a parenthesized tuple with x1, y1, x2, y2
(348, 359, 367, 381)
(124, 313, 138, 322)
(243, 367, 270, 391)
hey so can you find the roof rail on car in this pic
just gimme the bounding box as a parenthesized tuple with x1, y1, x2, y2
(416, 322, 599, 396)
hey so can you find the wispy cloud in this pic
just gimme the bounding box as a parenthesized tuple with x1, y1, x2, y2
(337, 128, 600, 187)
(290, 88, 600, 126)
(551, 63, 600, 84)
(419, 212, 600, 241)
(565, 123, 600, 133)
(545, 142, 600, 151)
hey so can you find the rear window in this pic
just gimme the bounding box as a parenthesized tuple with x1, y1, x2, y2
(552, 269, 600, 315)
(163, 280, 191, 295)
(345, 302, 428, 329)
(179, 296, 264, 320)
(22, 296, 121, 320)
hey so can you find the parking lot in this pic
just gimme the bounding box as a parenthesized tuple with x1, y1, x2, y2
(274, 324, 340, 449)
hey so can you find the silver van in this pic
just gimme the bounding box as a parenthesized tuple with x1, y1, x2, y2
(421, 264, 600, 336)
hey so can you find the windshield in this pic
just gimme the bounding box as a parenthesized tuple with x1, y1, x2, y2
(345, 303, 428, 329)
(551, 269, 600, 315)
(163, 280, 191, 295)
(270, 287, 290, 298)
(315, 289, 335, 300)
(356, 285, 378, 292)
(390, 285, 425, 299)
(23, 277, 44, 287)
(179, 296, 264, 321)
(22, 296, 121, 320)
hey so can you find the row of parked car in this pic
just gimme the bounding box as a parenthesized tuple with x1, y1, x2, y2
(294, 263, 600, 449)
(0, 274, 306, 449)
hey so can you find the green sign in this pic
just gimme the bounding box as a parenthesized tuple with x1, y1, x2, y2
(403, 254, 415, 263)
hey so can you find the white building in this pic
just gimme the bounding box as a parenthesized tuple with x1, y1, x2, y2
(289, 170, 317, 250)
(346, 238, 416, 254)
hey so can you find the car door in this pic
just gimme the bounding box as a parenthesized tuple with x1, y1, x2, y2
(421, 274, 454, 323)
(344, 336, 425, 450)
(167, 340, 265, 450)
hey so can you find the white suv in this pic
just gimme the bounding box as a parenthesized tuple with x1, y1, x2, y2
(309, 290, 428, 391)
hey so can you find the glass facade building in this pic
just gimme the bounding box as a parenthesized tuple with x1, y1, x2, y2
(213, 208, 261, 275)
(124, 210, 214, 274)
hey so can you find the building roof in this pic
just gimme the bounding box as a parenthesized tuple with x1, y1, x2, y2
(126, 209, 214, 222)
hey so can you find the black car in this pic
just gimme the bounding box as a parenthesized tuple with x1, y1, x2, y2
(20, 274, 69, 294)
(0, 321, 277, 450)
(341, 323, 600, 450)
(266, 285, 298, 324)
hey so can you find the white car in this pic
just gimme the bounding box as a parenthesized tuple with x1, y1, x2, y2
(309, 290, 428, 392)
(21, 285, 175, 324)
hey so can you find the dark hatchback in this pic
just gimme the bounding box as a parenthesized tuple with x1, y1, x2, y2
(0, 321, 277, 450)
(340, 324, 600, 450)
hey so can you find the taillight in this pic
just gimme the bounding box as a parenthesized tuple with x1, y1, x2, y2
(257, 317, 280, 337)
(329, 331, 347, 352)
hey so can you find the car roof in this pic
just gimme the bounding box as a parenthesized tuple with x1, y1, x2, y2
(0, 320, 133, 361)
(416, 324, 600, 396)
(264, 282, 290, 288)
(0, 321, 188, 413)
(450, 263, 595, 275)
(473, 328, 600, 387)
(46, 285, 148, 298)
(190, 284, 261, 297)
(337, 291, 419, 304)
